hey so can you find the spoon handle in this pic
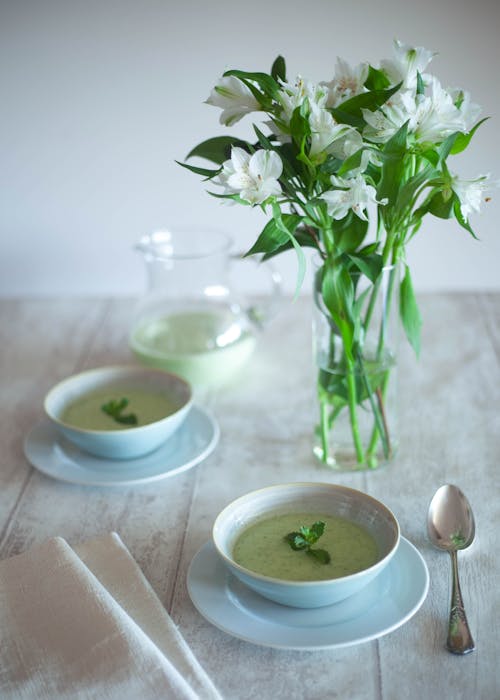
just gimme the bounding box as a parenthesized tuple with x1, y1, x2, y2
(447, 550, 475, 654)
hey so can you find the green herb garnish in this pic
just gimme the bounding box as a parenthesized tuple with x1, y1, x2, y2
(101, 398, 138, 426)
(284, 521, 331, 564)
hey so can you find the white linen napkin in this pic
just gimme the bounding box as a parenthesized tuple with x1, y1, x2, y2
(0, 532, 222, 700)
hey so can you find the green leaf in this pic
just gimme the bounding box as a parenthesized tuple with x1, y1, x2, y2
(427, 188, 455, 219)
(438, 132, 460, 162)
(309, 521, 325, 542)
(416, 71, 425, 96)
(331, 212, 369, 253)
(438, 119, 488, 164)
(337, 147, 366, 177)
(186, 136, 249, 164)
(245, 214, 302, 257)
(307, 548, 331, 565)
(453, 197, 479, 239)
(450, 118, 489, 155)
(253, 124, 275, 151)
(420, 147, 440, 168)
(364, 66, 391, 91)
(223, 69, 280, 100)
(400, 265, 422, 356)
(207, 191, 251, 205)
(284, 521, 330, 564)
(260, 226, 320, 260)
(318, 155, 343, 175)
(284, 532, 309, 550)
(323, 263, 354, 318)
(321, 262, 355, 360)
(347, 253, 384, 283)
(331, 82, 402, 125)
(356, 242, 379, 256)
(101, 398, 138, 426)
(377, 122, 409, 205)
(271, 203, 306, 300)
(289, 102, 311, 152)
(271, 55, 286, 82)
(395, 164, 439, 216)
(176, 160, 221, 179)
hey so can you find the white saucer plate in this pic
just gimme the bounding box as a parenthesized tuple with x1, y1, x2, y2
(24, 405, 219, 486)
(187, 537, 429, 650)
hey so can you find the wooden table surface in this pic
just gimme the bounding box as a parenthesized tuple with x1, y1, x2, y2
(0, 294, 498, 700)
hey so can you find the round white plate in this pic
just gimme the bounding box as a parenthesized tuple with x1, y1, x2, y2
(187, 537, 429, 650)
(24, 405, 219, 486)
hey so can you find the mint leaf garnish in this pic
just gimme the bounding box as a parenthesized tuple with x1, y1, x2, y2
(307, 548, 331, 564)
(101, 398, 138, 426)
(284, 520, 331, 564)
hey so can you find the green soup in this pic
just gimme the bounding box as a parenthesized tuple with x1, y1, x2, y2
(232, 512, 379, 581)
(129, 310, 256, 387)
(61, 388, 177, 431)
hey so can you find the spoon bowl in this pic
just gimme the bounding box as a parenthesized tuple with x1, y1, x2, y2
(427, 484, 475, 655)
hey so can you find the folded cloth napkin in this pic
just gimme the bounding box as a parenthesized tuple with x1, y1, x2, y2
(0, 532, 222, 700)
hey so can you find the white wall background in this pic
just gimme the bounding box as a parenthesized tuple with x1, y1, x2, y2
(1, 0, 499, 298)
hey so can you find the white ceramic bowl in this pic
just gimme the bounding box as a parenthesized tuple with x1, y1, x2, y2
(44, 366, 192, 459)
(213, 482, 400, 608)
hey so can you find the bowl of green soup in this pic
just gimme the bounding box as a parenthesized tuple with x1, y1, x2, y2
(212, 482, 400, 608)
(44, 365, 192, 459)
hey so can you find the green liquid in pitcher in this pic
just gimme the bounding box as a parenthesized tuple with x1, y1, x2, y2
(129, 310, 256, 386)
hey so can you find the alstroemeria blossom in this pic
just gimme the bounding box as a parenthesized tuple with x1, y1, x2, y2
(449, 88, 482, 132)
(381, 39, 435, 90)
(411, 77, 473, 142)
(217, 147, 283, 204)
(278, 75, 328, 122)
(451, 174, 492, 220)
(362, 91, 412, 143)
(308, 102, 354, 156)
(320, 174, 387, 221)
(276, 76, 362, 157)
(206, 76, 260, 126)
(363, 78, 480, 144)
(321, 57, 369, 108)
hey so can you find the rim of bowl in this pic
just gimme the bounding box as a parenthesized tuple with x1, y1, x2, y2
(44, 365, 193, 436)
(212, 482, 400, 588)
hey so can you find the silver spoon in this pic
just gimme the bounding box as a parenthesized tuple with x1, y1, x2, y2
(427, 484, 476, 655)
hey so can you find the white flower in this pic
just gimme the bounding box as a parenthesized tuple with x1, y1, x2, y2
(381, 39, 435, 90)
(320, 174, 387, 221)
(328, 130, 364, 160)
(362, 91, 413, 143)
(321, 57, 369, 108)
(449, 88, 482, 132)
(326, 130, 376, 175)
(411, 78, 470, 142)
(206, 76, 260, 126)
(363, 78, 481, 144)
(217, 147, 283, 204)
(278, 75, 327, 122)
(451, 174, 493, 219)
(308, 102, 353, 156)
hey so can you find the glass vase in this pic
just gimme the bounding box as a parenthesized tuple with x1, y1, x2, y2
(312, 261, 400, 471)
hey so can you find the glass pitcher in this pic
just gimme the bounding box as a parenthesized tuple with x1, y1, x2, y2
(129, 230, 281, 388)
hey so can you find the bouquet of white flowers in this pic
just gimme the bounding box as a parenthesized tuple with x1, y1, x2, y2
(181, 40, 495, 469)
